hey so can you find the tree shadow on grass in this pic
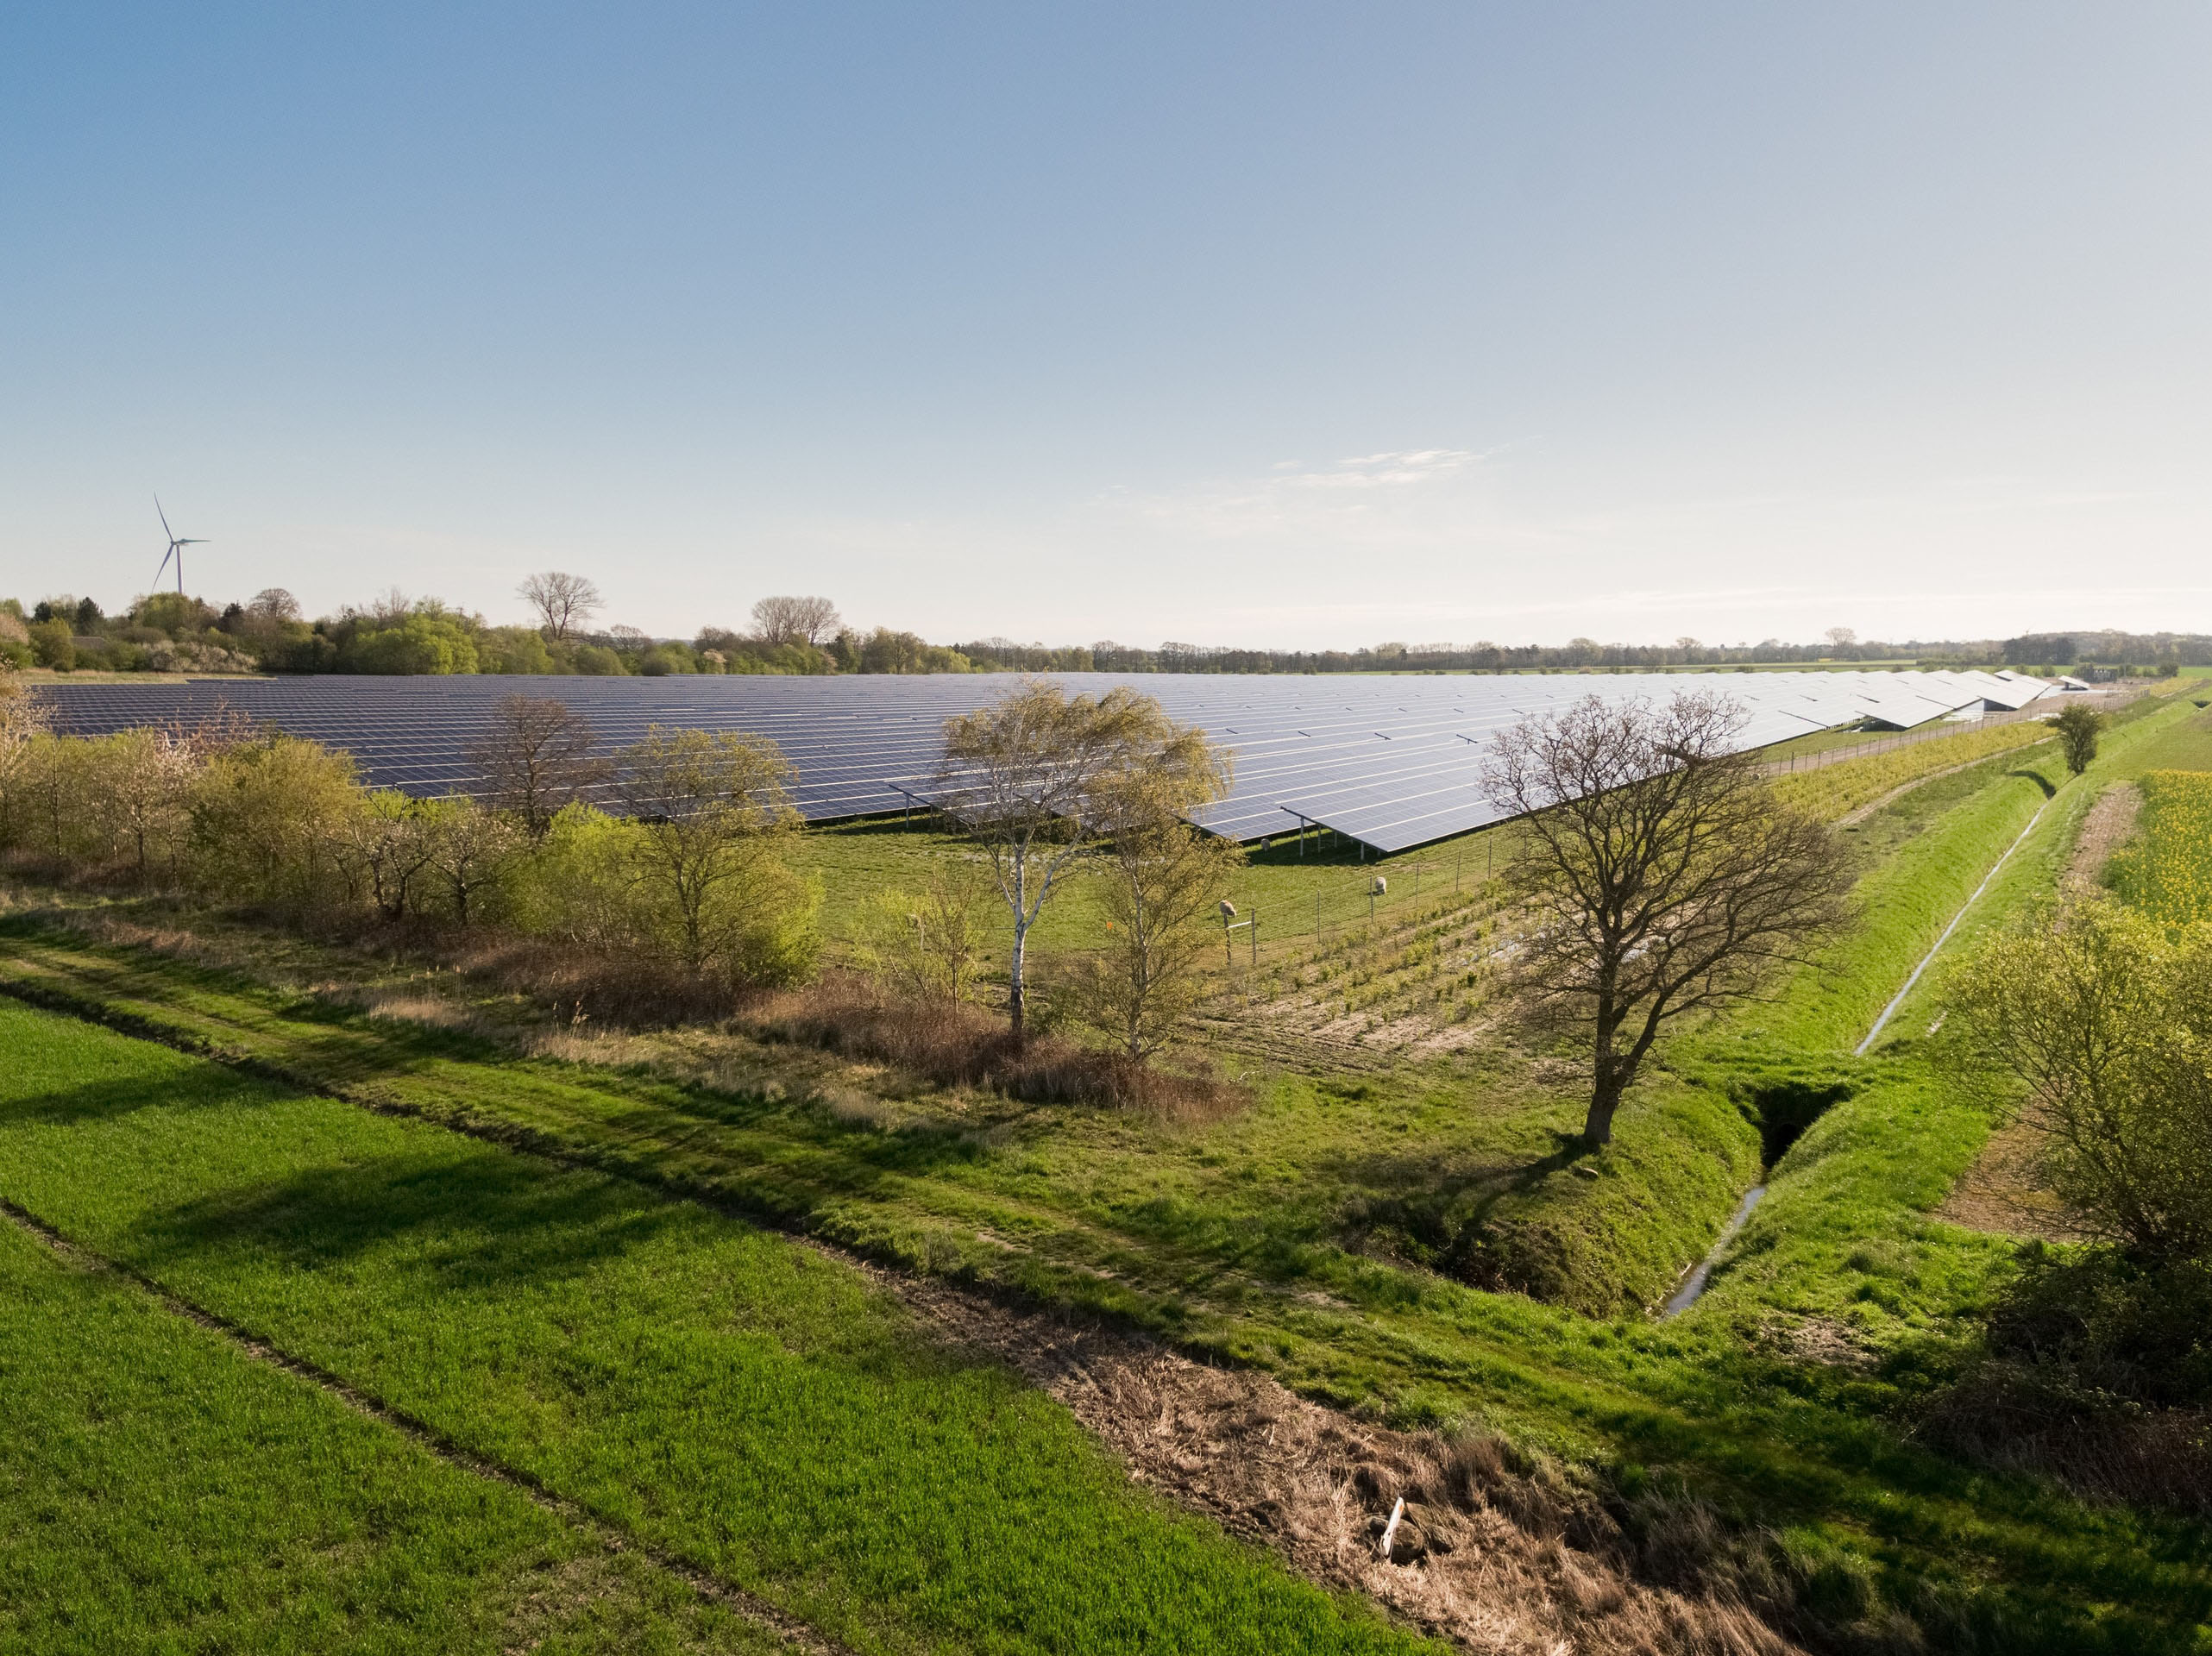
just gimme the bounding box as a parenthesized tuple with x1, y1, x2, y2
(0, 1069, 273, 1128)
(1114, 1132, 1594, 1301)
(129, 1148, 692, 1293)
(2008, 767, 2058, 800)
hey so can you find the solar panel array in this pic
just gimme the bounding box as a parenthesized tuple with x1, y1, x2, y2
(37, 668, 2054, 856)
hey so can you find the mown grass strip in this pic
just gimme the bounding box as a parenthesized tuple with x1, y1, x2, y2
(0, 999, 1440, 1656)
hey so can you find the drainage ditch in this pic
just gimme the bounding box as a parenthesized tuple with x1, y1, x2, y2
(1661, 1074, 1854, 1318)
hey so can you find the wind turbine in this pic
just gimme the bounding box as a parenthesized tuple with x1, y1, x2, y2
(153, 496, 206, 595)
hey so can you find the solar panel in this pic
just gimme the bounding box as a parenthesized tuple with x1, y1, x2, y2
(35, 668, 2051, 857)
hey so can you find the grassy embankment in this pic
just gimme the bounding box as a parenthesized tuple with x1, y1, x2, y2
(3, 693, 2211, 1647)
(1696, 687, 2212, 1340)
(0, 1002, 1436, 1656)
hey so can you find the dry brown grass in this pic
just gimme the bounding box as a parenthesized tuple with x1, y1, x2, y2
(744, 976, 1247, 1119)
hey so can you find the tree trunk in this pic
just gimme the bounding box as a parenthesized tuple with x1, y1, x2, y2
(1582, 1071, 1623, 1148)
(1583, 1016, 1623, 1148)
(1008, 859, 1029, 1046)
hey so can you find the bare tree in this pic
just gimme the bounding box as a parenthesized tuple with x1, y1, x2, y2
(467, 695, 611, 838)
(518, 571, 604, 640)
(1485, 692, 1854, 1149)
(248, 587, 302, 623)
(363, 586, 414, 625)
(1826, 626, 1857, 649)
(1067, 762, 1241, 1064)
(936, 679, 1217, 1043)
(751, 595, 841, 649)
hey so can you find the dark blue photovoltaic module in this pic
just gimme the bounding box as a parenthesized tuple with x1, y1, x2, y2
(36, 668, 2054, 856)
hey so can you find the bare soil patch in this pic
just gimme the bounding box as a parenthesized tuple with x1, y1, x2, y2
(1756, 1315, 1877, 1373)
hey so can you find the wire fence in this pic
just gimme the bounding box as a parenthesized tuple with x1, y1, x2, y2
(1758, 687, 2145, 777)
(1220, 839, 1515, 961)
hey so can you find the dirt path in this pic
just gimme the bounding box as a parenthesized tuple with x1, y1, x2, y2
(1936, 782, 2140, 1239)
(2062, 781, 2140, 904)
(1933, 1120, 2077, 1241)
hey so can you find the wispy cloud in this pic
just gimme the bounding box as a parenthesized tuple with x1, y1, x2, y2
(1097, 445, 1505, 540)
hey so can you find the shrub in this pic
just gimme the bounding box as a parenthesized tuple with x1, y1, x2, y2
(340, 612, 480, 674)
(187, 735, 367, 919)
(853, 860, 992, 1004)
(28, 619, 73, 670)
(1948, 900, 2212, 1264)
(1923, 1246, 2212, 1513)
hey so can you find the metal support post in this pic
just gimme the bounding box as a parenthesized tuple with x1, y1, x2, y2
(1223, 907, 1256, 964)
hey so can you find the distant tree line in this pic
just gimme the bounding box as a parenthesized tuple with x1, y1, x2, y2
(6, 574, 2208, 680)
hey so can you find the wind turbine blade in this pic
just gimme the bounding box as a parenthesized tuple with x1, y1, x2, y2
(154, 547, 174, 583)
(155, 494, 173, 540)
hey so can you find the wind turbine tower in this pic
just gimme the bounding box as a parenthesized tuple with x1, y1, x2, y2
(153, 496, 206, 596)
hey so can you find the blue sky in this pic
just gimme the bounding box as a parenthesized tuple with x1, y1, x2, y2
(4, 3, 2209, 647)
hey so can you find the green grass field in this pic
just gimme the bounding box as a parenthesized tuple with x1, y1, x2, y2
(0, 1212, 782, 1656)
(5, 686, 2212, 1651)
(0, 1001, 1436, 1656)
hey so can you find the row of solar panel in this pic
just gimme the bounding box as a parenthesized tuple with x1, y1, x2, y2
(37, 668, 2057, 856)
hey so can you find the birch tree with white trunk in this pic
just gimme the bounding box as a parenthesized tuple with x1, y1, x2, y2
(935, 679, 1216, 1044)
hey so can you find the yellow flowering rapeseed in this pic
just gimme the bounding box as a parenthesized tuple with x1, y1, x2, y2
(2106, 768, 2212, 927)
(1771, 719, 2052, 823)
